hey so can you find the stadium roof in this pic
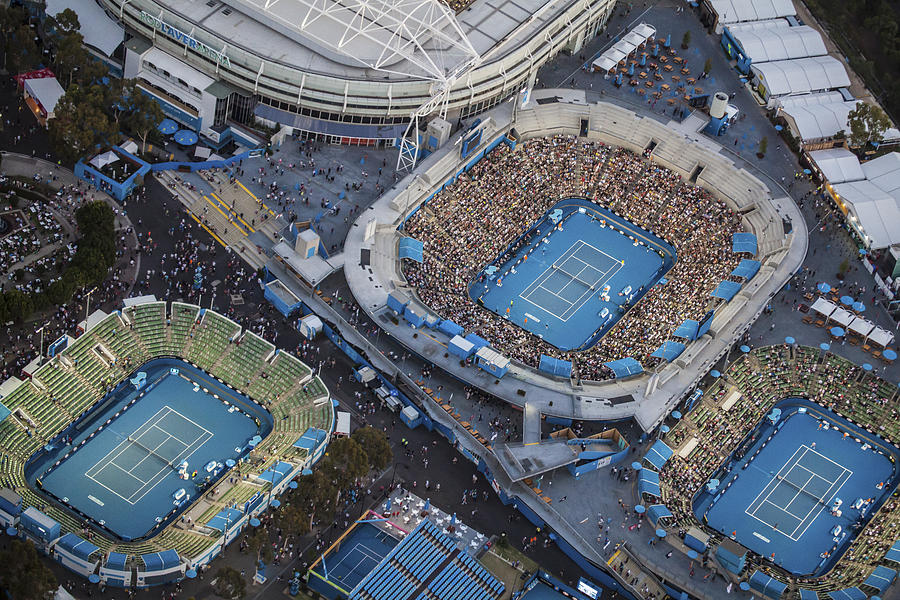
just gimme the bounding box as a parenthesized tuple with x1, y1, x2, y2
(808, 148, 865, 183)
(751, 55, 850, 97)
(46, 0, 124, 57)
(730, 25, 826, 63)
(141, 549, 180, 571)
(709, 0, 795, 24)
(349, 518, 504, 600)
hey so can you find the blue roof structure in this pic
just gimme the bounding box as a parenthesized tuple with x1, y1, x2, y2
(437, 319, 464, 337)
(105, 552, 128, 570)
(864, 566, 897, 594)
(796, 590, 821, 600)
(651, 341, 686, 362)
(673, 319, 700, 341)
(465, 333, 490, 351)
(141, 549, 180, 571)
(349, 519, 504, 600)
(638, 469, 660, 498)
(260, 461, 294, 487)
(539, 355, 573, 378)
(0, 401, 9, 423)
(644, 440, 674, 469)
(711, 280, 742, 301)
(732, 259, 761, 280)
(293, 427, 328, 452)
(603, 357, 644, 378)
(57, 533, 100, 561)
(749, 570, 787, 598)
(733, 232, 758, 255)
(829, 588, 866, 600)
(886, 539, 900, 563)
(398, 238, 424, 263)
(206, 507, 244, 533)
(647, 504, 673, 526)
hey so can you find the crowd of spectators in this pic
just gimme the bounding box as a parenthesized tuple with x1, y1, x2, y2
(402, 135, 742, 380)
(0, 199, 65, 277)
(658, 345, 900, 595)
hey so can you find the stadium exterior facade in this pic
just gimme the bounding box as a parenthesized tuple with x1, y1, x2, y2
(100, 0, 617, 146)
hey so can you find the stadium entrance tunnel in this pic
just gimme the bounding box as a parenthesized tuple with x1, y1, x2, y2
(692, 398, 900, 576)
(24, 358, 275, 542)
(467, 198, 675, 351)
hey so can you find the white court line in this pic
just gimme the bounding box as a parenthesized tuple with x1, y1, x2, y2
(520, 240, 621, 322)
(85, 405, 213, 505)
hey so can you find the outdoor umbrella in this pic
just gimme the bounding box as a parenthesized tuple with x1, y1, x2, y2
(158, 118, 178, 135)
(709, 369, 721, 378)
(882, 349, 897, 360)
(656, 528, 667, 538)
(634, 505, 646, 514)
(687, 550, 699, 559)
(840, 295, 854, 306)
(784, 336, 795, 344)
(174, 129, 199, 145)
(830, 327, 845, 337)
(631, 461, 642, 471)
(740, 345, 751, 353)
(671, 411, 682, 419)
(852, 302, 865, 312)
(660, 424, 670, 433)
(859, 248, 867, 256)
(817, 282, 831, 293)
(819, 343, 830, 351)
(862, 363, 873, 371)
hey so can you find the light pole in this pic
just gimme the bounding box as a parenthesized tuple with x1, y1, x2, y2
(84, 287, 96, 324)
(36, 323, 48, 366)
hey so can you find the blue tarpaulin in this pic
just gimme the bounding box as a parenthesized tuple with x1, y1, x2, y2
(651, 341, 686, 362)
(886, 540, 900, 563)
(674, 319, 700, 341)
(105, 552, 128, 570)
(206, 508, 243, 533)
(638, 469, 661, 498)
(603, 357, 644, 378)
(711, 280, 742, 301)
(864, 566, 897, 593)
(749, 570, 787, 598)
(829, 588, 866, 600)
(647, 504, 673, 526)
(733, 232, 758, 255)
(539, 355, 573, 377)
(398, 238, 424, 263)
(437, 319, 464, 337)
(141, 549, 180, 571)
(731, 259, 761, 280)
(644, 440, 674, 469)
(57, 533, 100, 561)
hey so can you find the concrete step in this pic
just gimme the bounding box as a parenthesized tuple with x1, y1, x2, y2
(523, 401, 541, 445)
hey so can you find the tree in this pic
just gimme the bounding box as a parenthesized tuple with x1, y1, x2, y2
(703, 58, 712, 75)
(352, 426, 393, 471)
(321, 437, 370, 490)
(277, 501, 311, 537)
(213, 566, 246, 600)
(121, 81, 165, 153)
(0, 539, 58, 600)
(7, 23, 40, 73)
(757, 136, 768, 157)
(247, 526, 274, 564)
(847, 102, 892, 147)
(681, 31, 691, 49)
(49, 85, 117, 164)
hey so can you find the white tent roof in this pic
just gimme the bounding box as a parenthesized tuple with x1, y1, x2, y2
(725, 18, 790, 33)
(46, 0, 124, 57)
(89, 150, 119, 169)
(143, 47, 215, 94)
(868, 327, 894, 348)
(808, 148, 864, 184)
(833, 179, 900, 249)
(862, 152, 900, 194)
(752, 56, 850, 97)
(592, 23, 655, 72)
(810, 296, 836, 317)
(710, 0, 795, 24)
(848, 318, 875, 337)
(23, 77, 65, 115)
(828, 307, 855, 327)
(732, 26, 826, 63)
(777, 91, 844, 109)
(781, 98, 857, 141)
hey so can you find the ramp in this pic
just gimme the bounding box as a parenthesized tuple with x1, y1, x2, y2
(523, 401, 541, 445)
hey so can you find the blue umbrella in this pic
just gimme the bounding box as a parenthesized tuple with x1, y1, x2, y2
(774, 125, 783, 131)
(631, 462, 643, 471)
(301, 468, 313, 476)
(784, 336, 795, 344)
(634, 504, 646, 514)
(883, 349, 897, 360)
(803, 169, 812, 175)
(185, 569, 197, 579)
(88, 574, 100, 584)
(289, 481, 298, 489)
(671, 411, 682, 419)
(710, 369, 721, 378)
(739, 582, 750, 591)
(819, 342, 830, 351)
(225, 459, 236, 467)
(174, 129, 199, 145)
(250, 517, 261, 527)
(817, 282, 831, 293)
(687, 549, 699, 559)
(859, 248, 867, 255)
(852, 301, 865, 312)
(740, 345, 751, 353)
(830, 327, 845, 337)
(271, 499, 281, 508)
(840, 295, 854, 306)
(656, 528, 667, 538)
(862, 363, 873, 371)
(660, 424, 670, 433)
(158, 118, 178, 135)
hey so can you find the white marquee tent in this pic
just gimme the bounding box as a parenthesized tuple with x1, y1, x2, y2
(751, 55, 850, 102)
(808, 148, 865, 184)
(731, 25, 826, 64)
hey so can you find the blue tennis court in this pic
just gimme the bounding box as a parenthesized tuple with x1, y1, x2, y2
(697, 401, 899, 575)
(29, 358, 271, 540)
(310, 521, 400, 594)
(469, 198, 675, 351)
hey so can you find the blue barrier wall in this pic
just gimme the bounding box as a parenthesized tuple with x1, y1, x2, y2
(150, 148, 262, 173)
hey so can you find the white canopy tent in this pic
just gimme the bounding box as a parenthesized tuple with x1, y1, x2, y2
(808, 148, 865, 184)
(848, 318, 875, 339)
(751, 55, 850, 101)
(89, 150, 119, 169)
(868, 327, 895, 348)
(46, 0, 124, 57)
(827, 307, 855, 327)
(591, 23, 656, 72)
(832, 178, 900, 250)
(810, 297, 837, 317)
(778, 93, 858, 141)
(709, 0, 795, 25)
(731, 25, 826, 64)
